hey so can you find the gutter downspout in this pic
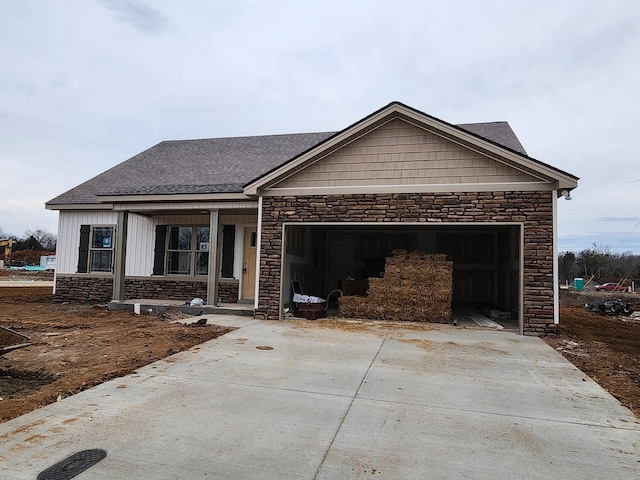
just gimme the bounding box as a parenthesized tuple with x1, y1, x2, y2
(553, 191, 560, 325)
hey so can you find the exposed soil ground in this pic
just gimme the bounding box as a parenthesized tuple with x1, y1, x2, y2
(0, 282, 233, 423)
(1, 270, 639, 423)
(545, 290, 640, 416)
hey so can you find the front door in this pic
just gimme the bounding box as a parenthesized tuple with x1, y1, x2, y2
(242, 227, 257, 300)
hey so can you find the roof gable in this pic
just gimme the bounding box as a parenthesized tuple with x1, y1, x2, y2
(268, 118, 543, 193)
(244, 102, 578, 195)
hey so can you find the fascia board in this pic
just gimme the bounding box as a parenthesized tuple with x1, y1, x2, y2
(261, 181, 555, 196)
(112, 200, 258, 211)
(96, 193, 252, 203)
(45, 203, 114, 211)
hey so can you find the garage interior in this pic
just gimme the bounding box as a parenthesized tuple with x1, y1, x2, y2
(282, 224, 521, 330)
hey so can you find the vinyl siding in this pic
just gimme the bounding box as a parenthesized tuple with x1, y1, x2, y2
(57, 211, 258, 277)
(56, 211, 119, 274)
(127, 213, 155, 276)
(272, 119, 541, 190)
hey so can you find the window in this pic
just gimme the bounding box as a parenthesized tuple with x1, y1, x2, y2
(153, 224, 236, 277)
(166, 226, 209, 276)
(78, 225, 114, 273)
(195, 226, 210, 275)
(90, 227, 114, 272)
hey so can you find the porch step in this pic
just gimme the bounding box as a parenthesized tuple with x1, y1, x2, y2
(107, 301, 254, 317)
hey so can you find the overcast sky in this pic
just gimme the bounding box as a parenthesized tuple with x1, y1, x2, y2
(1, 0, 639, 254)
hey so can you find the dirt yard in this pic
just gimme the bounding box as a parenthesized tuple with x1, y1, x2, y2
(0, 284, 233, 423)
(545, 290, 640, 416)
(1, 277, 639, 423)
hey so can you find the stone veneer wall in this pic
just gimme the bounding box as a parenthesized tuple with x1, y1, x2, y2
(256, 192, 555, 335)
(55, 275, 113, 303)
(54, 276, 239, 304)
(218, 280, 240, 304)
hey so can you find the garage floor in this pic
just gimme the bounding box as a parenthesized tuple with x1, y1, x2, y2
(453, 306, 520, 332)
(1, 317, 638, 479)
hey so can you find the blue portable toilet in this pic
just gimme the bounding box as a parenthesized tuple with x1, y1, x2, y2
(573, 278, 584, 291)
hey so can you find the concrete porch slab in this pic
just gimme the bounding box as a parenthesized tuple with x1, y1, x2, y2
(107, 299, 254, 316)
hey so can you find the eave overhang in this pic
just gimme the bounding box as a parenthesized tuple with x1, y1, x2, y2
(96, 192, 253, 203)
(45, 203, 114, 211)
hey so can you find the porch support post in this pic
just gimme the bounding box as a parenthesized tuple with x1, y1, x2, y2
(254, 196, 263, 310)
(112, 211, 128, 302)
(207, 210, 220, 305)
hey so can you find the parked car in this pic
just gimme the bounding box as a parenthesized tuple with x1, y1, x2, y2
(595, 282, 627, 292)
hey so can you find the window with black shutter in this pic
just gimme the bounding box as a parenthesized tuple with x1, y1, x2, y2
(77, 225, 90, 273)
(77, 225, 115, 273)
(153, 225, 167, 275)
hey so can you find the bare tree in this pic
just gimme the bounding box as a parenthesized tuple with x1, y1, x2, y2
(23, 229, 57, 251)
(558, 251, 579, 284)
(561, 244, 640, 287)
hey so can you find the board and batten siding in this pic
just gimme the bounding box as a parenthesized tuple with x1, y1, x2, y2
(56, 210, 120, 274)
(57, 210, 257, 277)
(126, 213, 156, 276)
(57, 211, 156, 276)
(272, 118, 540, 190)
(131, 214, 214, 276)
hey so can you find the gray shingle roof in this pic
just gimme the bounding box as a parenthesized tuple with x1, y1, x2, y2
(457, 121, 527, 155)
(46, 122, 528, 206)
(46, 132, 335, 205)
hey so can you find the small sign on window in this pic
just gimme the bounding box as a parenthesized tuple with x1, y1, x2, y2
(103, 237, 111, 248)
(200, 242, 209, 251)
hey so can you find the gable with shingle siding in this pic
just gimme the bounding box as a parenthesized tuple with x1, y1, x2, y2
(269, 118, 541, 191)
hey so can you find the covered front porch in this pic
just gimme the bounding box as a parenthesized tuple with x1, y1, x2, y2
(105, 199, 259, 309)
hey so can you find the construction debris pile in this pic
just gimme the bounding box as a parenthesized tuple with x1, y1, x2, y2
(339, 250, 453, 323)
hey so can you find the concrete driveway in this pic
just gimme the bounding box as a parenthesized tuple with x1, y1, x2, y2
(1, 317, 639, 479)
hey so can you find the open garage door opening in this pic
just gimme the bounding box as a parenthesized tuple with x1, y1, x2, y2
(282, 223, 522, 332)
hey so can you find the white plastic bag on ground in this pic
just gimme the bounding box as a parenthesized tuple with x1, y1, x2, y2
(189, 297, 204, 307)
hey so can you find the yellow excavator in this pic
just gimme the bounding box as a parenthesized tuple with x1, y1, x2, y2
(0, 238, 35, 354)
(0, 238, 13, 264)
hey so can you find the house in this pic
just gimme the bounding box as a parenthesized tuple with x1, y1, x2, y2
(46, 102, 578, 335)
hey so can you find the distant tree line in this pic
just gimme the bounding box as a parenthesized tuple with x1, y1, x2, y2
(558, 244, 640, 285)
(0, 226, 57, 252)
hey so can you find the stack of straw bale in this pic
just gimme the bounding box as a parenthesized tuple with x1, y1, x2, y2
(339, 250, 453, 323)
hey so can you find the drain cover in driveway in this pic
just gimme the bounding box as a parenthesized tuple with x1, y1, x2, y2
(37, 449, 107, 480)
